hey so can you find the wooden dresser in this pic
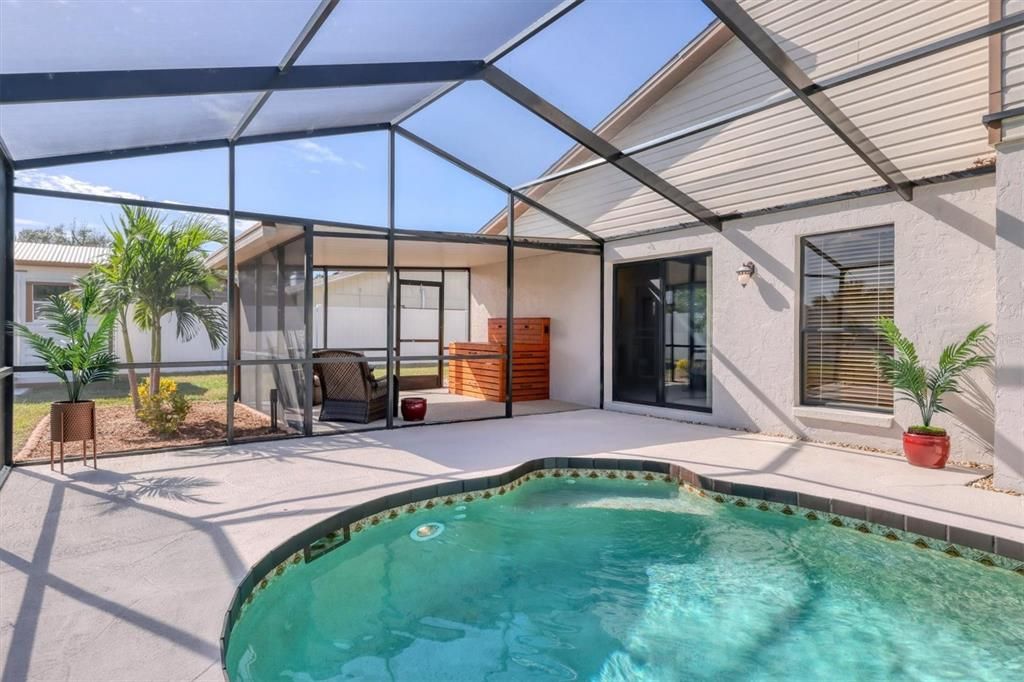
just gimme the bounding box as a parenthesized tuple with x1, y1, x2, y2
(448, 317, 550, 402)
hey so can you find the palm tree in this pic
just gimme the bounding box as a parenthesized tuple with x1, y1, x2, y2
(11, 278, 118, 402)
(91, 207, 148, 409)
(876, 317, 992, 432)
(98, 206, 228, 393)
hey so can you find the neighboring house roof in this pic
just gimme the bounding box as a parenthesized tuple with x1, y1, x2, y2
(204, 221, 301, 269)
(13, 241, 110, 267)
(480, 20, 730, 235)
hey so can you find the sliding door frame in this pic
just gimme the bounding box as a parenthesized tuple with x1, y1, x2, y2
(611, 252, 712, 414)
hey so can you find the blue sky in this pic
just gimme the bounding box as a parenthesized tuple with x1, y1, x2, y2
(13, 1, 713, 238)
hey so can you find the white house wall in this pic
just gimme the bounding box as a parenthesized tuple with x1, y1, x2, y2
(470, 251, 600, 408)
(515, 0, 991, 239)
(13, 262, 226, 377)
(605, 175, 997, 464)
(312, 271, 469, 358)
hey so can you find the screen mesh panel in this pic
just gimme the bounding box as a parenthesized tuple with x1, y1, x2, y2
(630, 99, 879, 218)
(801, 226, 894, 410)
(498, 0, 715, 129)
(404, 81, 588, 188)
(296, 0, 560, 65)
(0, 0, 317, 73)
(1, 94, 254, 160)
(243, 83, 450, 139)
(394, 135, 507, 233)
(512, 164, 691, 240)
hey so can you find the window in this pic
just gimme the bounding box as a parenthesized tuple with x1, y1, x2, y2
(27, 283, 72, 321)
(801, 226, 894, 411)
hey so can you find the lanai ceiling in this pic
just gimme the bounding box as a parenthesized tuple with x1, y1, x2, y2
(1, 0, 1019, 242)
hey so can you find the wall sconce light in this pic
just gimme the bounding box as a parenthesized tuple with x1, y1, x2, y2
(736, 261, 756, 287)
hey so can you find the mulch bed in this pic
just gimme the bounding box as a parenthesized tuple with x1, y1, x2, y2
(16, 402, 275, 462)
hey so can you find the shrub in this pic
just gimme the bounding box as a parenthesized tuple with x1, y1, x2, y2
(137, 378, 191, 436)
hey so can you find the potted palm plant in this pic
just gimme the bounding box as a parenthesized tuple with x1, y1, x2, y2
(876, 318, 992, 469)
(12, 279, 118, 469)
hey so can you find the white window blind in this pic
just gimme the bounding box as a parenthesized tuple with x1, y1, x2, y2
(801, 226, 894, 411)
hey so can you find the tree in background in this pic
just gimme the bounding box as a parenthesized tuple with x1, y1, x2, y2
(92, 206, 228, 408)
(18, 221, 112, 247)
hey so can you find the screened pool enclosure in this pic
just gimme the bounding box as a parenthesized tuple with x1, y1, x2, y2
(2, 0, 1021, 463)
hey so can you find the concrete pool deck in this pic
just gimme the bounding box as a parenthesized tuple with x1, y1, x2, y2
(1, 409, 1021, 681)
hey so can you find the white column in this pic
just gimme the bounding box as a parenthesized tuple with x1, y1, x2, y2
(993, 132, 1024, 492)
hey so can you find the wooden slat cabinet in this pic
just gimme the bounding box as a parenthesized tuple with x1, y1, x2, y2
(449, 318, 550, 402)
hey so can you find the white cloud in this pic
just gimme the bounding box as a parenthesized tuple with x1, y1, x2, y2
(14, 171, 229, 229)
(291, 140, 365, 169)
(14, 169, 146, 201)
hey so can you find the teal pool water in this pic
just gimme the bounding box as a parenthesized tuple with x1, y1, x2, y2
(226, 477, 1024, 681)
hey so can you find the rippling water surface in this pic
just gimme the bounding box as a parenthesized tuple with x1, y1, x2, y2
(226, 477, 1024, 681)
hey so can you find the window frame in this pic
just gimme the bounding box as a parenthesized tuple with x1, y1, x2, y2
(26, 281, 73, 322)
(798, 224, 894, 414)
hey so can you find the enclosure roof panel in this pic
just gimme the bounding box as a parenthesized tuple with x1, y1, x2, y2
(0, 0, 1012, 239)
(241, 83, 450, 140)
(0, 0, 319, 73)
(0, 94, 255, 160)
(297, 0, 562, 65)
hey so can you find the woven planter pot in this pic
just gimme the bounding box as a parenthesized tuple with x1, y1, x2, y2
(50, 401, 96, 444)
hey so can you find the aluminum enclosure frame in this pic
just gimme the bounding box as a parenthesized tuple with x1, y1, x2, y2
(3, 1, 1021, 465)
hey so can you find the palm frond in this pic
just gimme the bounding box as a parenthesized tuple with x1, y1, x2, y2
(876, 318, 993, 427)
(938, 323, 992, 371)
(10, 280, 118, 402)
(876, 317, 919, 367)
(172, 300, 228, 349)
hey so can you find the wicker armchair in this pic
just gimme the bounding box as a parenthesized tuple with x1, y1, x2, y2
(312, 350, 394, 423)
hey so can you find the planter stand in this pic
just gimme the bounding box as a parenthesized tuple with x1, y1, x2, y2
(50, 401, 97, 474)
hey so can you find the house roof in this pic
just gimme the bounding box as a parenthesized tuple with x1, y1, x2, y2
(13, 241, 110, 267)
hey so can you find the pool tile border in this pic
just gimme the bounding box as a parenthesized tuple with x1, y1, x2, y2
(219, 457, 1024, 678)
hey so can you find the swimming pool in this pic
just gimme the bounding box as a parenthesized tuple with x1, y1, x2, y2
(224, 470, 1024, 681)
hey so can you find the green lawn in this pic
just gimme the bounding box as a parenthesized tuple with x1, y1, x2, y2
(13, 372, 228, 455)
(373, 363, 449, 380)
(12, 366, 445, 454)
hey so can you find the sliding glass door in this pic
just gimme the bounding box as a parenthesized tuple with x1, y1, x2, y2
(613, 253, 711, 412)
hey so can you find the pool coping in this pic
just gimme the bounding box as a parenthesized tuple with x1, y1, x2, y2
(218, 456, 1024, 679)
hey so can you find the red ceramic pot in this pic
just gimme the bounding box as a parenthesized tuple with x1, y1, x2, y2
(902, 432, 950, 469)
(401, 397, 427, 422)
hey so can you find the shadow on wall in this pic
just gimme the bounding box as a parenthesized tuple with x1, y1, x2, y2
(943, 364, 996, 458)
(996, 208, 1024, 248)
(721, 224, 791, 313)
(710, 347, 805, 438)
(922, 195, 996, 250)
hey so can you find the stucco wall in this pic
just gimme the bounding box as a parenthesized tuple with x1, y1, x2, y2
(604, 175, 997, 464)
(994, 137, 1024, 490)
(471, 250, 601, 408)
